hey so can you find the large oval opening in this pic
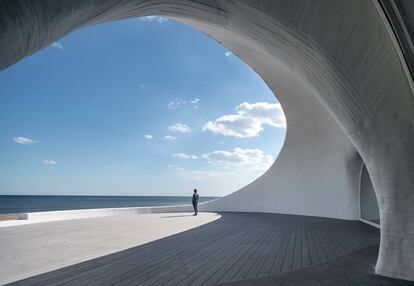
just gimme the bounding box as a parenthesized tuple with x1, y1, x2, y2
(0, 16, 286, 213)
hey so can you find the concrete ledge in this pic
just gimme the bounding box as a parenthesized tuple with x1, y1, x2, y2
(0, 214, 21, 221)
(0, 204, 197, 227)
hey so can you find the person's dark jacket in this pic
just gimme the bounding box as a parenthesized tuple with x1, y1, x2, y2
(192, 193, 199, 205)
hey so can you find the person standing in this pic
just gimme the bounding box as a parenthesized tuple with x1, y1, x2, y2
(192, 189, 199, 216)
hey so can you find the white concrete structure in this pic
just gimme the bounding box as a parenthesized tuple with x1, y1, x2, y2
(0, 205, 195, 227)
(1, 0, 413, 281)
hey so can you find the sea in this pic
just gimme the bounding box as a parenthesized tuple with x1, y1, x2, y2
(0, 195, 219, 214)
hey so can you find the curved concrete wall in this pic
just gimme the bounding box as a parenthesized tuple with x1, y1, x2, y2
(199, 51, 362, 220)
(1, 0, 413, 281)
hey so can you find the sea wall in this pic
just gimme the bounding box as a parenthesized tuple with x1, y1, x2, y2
(0, 204, 196, 227)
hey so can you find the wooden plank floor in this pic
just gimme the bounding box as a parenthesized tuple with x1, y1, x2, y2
(7, 213, 379, 286)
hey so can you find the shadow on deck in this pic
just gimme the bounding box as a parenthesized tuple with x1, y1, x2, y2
(7, 212, 381, 286)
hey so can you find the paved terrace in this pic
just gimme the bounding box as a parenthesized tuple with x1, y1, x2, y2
(1, 212, 382, 286)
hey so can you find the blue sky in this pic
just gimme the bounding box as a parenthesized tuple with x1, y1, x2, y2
(0, 16, 286, 197)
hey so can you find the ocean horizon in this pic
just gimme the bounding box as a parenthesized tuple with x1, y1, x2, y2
(0, 195, 220, 214)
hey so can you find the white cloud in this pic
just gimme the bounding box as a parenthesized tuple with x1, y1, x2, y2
(168, 98, 200, 110)
(202, 147, 273, 172)
(203, 102, 286, 138)
(168, 123, 191, 133)
(13, 136, 39, 145)
(140, 16, 169, 23)
(172, 153, 197, 159)
(172, 147, 274, 183)
(51, 42, 64, 49)
(168, 98, 186, 110)
(42, 160, 58, 165)
(144, 134, 153, 139)
(163, 135, 177, 141)
(224, 51, 233, 57)
(189, 98, 200, 109)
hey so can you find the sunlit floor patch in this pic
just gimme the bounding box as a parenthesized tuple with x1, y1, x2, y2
(0, 212, 220, 285)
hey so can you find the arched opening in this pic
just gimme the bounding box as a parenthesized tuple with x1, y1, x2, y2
(0, 16, 286, 211)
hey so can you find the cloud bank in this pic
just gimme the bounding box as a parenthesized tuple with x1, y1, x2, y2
(173, 147, 274, 182)
(202, 147, 273, 171)
(203, 102, 286, 138)
(168, 123, 191, 133)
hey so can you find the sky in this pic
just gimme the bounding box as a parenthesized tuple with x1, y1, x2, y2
(0, 16, 286, 197)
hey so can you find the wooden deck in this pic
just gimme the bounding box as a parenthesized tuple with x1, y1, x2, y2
(7, 212, 379, 286)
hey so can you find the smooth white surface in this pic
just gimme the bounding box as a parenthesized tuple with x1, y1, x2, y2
(199, 56, 361, 219)
(0, 204, 194, 227)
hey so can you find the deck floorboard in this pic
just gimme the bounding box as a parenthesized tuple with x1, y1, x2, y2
(6, 213, 379, 286)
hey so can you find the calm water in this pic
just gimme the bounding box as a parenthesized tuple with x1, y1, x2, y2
(0, 195, 219, 214)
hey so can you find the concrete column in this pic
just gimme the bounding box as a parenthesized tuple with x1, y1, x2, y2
(349, 113, 414, 281)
